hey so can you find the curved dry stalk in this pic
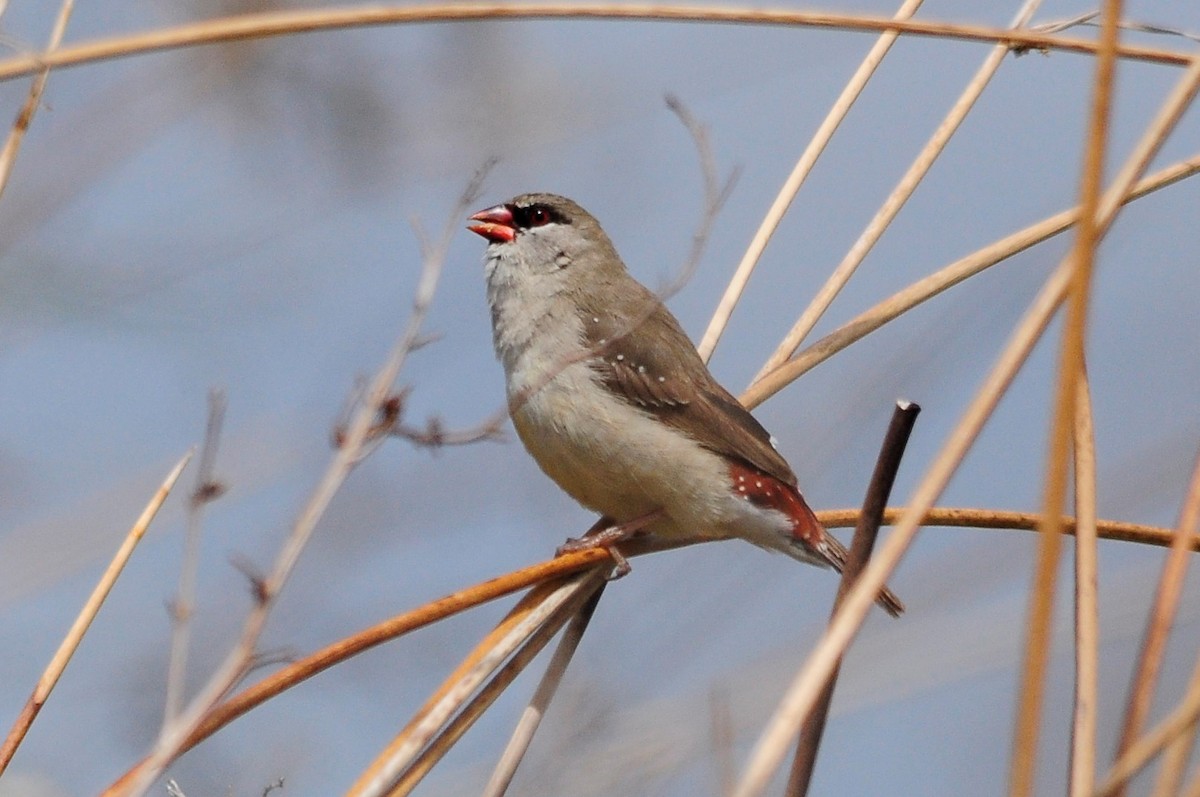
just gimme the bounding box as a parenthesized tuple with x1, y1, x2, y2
(347, 572, 605, 797)
(696, 0, 925, 362)
(0, 4, 1193, 85)
(101, 503, 1188, 795)
(743, 152, 1200, 408)
(0, 452, 191, 776)
(1122, 444, 1200, 797)
(1069, 371, 1100, 797)
(165, 391, 228, 724)
(0, 0, 74, 200)
(754, 0, 1046, 381)
(1009, 2, 1122, 793)
(481, 586, 606, 797)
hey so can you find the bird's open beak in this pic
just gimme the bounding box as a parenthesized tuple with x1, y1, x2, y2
(467, 204, 517, 243)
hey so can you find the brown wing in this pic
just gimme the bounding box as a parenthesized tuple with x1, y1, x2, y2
(580, 288, 798, 489)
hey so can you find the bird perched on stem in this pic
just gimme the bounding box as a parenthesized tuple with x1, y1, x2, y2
(469, 192, 902, 617)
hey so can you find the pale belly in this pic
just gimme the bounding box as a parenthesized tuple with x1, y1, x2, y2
(509, 364, 791, 546)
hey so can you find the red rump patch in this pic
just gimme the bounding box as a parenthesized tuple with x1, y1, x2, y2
(728, 462, 826, 549)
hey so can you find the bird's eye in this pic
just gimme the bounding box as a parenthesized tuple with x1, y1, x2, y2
(527, 206, 551, 226)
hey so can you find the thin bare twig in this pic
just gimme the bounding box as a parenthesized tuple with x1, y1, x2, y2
(0, 4, 1192, 87)
(786, 401, 920, 796)
(112, 168, 492, 797)
(348, 572, 605, 797)
(744, 152, 1200, 408)
(0, 453, 192, 775)
(1117, 443, 1200, 797)
(753, 0, 1046, 382)
(696, 0, 926, 362)
(481, 585, 606, 797)
(384, 582, 605, 797)
(0, 0, 73, 200)
(165, 390, 228, 723)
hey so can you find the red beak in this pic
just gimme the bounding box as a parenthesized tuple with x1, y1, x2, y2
(468, 204, 517, 244)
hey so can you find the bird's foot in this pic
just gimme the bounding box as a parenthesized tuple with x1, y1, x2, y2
(557, 510, 663, 580)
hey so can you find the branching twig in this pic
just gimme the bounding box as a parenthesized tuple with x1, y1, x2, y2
(165, 390, 228, 723)
(111, 167, 492, 797)
(0, 0, 73, 200)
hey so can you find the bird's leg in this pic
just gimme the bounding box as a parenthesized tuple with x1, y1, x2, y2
(557, 509, 663, 579)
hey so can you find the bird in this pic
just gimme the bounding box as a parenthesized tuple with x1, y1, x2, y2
(468, 192, 902, 617)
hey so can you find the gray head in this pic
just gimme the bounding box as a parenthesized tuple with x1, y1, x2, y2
(468, 193, 626, 286)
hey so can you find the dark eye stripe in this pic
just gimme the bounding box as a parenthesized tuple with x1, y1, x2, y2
(512, 203, 565, 229)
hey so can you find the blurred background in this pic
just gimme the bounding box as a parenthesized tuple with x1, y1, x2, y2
(1, 0, 1199, 794)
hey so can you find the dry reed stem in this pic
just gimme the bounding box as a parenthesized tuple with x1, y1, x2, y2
(165, 390, 227, 724)
(383, 586, 604, 797)
(1009, 1, 1121, 793)
(732, 249, 1072, 797)
(99, 504, 1185, 795)
(0, 452, 191, 775)
(1183, 759, 1200, 797)
(1096, 467, 1200, 797)
(786, 402, 920, 796)
(743, 152, 1200, 408)
(113, 175, 488, 797)
(1069, 372, 1100, 797)
(754, 0, 1045, 382)
(481, 586, 606, 797)
(0, 0, 73, 200)
(0, 4, 1193, 86)
(731, 68, 1200, 783)
(348, 572, 605, 797)
(696, 0, 925, 363)
(1126, 444, 1200, 797)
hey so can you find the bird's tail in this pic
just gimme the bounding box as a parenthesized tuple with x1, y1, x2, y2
(812, 533, 905, 618)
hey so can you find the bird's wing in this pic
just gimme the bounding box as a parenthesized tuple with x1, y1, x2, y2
(581, 292, 798, 488)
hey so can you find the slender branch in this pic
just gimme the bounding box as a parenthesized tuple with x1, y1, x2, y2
(0, 0, 74, 200)
(383, 584, 604, 797)
(165, 390, 228, 723)
(696, 0, 926, 362)
(786, 401, 920, 796)
(0, 4, 1192, 86)
(98, 502, 1190, 794)
(347, 572, 605, 797)
(481, 585, 606, 797)
(743, 152, 1200, 409)
(1115, 443, 1200, 796)
(111, 169, 491, 797)
(753, 0, 1046, 381)
(0, 453, 191, 775)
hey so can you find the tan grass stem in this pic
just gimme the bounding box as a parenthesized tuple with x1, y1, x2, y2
(1069, 372, 1100, 797)
(754, 0, 1045, 381)
(0, 5, 1193, 85)
(696, 0, 925, 362)
(0, 452, 191, 775)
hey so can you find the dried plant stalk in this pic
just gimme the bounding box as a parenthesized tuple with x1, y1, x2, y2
(0, 453, 191, 775)
(1069, 372, 1100, 797)
(697, 0, 925, 362)
(755, 0, 1045, 380)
